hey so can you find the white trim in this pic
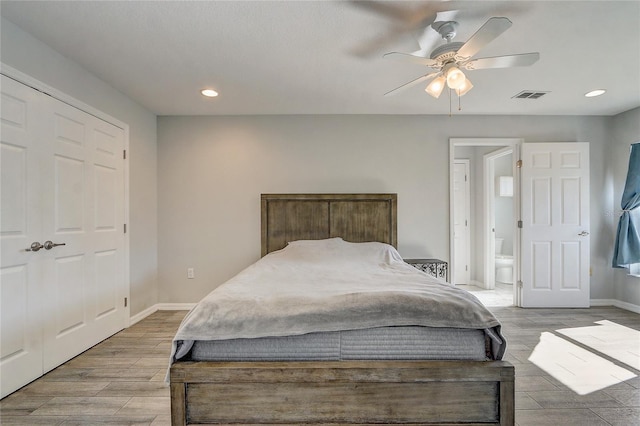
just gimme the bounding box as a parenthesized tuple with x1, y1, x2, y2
(449, 144, 455, 284)
(129, 305, 159, 326)
(590, 299, 640, 314)
(156, 303, 196, 311)
(129, 303, 196, 326)
(123, 124, 131, 326)
(613, 300, 640, 314)
(483, 146, 514, 290)
(590, 299, 618, 307)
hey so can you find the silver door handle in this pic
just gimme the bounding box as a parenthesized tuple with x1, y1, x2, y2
(26, 242, 44, 252)
(43, 240, 66, 250)
(578, 231, 590, 237)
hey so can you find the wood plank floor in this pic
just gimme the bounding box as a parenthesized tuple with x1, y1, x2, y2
(1, 306, 638, 425)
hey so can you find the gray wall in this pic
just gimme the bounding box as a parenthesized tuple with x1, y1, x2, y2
(158, 114, 616, 304)
(1, 18, 159, 316)
(610, 107, 640, 306)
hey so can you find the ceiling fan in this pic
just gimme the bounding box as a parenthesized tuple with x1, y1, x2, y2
(347, 1, 461, 58)
(383, 17, 540, 99)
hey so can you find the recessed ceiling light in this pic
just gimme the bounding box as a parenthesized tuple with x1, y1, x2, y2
(585, 89, 606, 97)
(201, 89, 219, 97)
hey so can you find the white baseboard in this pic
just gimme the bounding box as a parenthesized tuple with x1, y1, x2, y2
(155, 303, 196, 311)
(129, 303, 196, 326)
(591, 299, 640, 314)
(614, 300, 640, 314)
(129, 304, 158, 325)
(590, 299, 616, 307)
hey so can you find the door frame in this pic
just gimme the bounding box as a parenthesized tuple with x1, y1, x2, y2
(483, 146, 514, 290)
(1, 63, 131, 325)
(449, 138, 522, 306)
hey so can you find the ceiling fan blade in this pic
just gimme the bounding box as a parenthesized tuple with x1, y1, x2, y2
(347, 1, 453, 58)
(350, 26, 415, 58)
(349, 0, 443, 29)
(347, 0, 416, 22)
(384, 72, 439, 97)
(455, 17, 512, 60)
(383, 52, 439, 68)
(412, 9, 460, 57)
(464, 52, 540, 70)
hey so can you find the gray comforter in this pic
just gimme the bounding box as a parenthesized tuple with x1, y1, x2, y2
(169, 238, 506, 367)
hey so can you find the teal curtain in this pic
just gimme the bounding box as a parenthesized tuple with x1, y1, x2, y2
(612, 143, 640, 267)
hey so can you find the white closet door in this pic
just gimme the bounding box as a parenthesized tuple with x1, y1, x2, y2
(0, 75, 127, 396)
(41, 94, 127, 371)
(1, 75, 47, 397)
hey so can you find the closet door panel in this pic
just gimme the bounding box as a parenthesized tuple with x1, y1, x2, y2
(0, 75, 46, 398)
(41, 95, 126, 371)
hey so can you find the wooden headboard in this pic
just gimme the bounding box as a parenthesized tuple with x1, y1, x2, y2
(261, 193, 397, 256)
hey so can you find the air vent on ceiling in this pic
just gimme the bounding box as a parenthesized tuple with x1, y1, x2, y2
(512, 90, 549, 99)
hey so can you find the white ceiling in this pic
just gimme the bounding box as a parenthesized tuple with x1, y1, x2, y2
(2, 1, 639, 116)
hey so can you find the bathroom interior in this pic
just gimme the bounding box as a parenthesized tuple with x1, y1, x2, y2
(454, 145, 516, 306)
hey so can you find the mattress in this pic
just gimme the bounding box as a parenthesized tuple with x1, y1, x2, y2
(186, 326, 490, 362)
(170, 238, 507, 371)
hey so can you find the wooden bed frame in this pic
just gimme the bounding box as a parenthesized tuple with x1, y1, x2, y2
(170, 193, 514, 425)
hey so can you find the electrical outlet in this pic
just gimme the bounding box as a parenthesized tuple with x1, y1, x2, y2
(187, 268, 195, 279)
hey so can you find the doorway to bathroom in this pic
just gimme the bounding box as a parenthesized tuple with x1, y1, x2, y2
(449, 138, 522, 307)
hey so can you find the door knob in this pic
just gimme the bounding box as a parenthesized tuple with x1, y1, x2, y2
(26, 242, 44, 252)
(578, 231, 590, 237)
(43, 241, 66, 250)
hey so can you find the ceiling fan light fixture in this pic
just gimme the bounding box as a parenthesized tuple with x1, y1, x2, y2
(425, 75, 446, 98)
(445, 65, 466, 90)
(456, 78, 474, 96)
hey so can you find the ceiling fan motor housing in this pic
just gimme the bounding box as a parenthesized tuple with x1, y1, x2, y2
(430, 41, 465, 62)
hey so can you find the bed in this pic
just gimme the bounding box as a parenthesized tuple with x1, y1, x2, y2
(169, 193, 514, 425)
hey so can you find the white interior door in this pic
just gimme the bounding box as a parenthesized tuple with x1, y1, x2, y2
(40, 93, 127, 371)
(521, 142, 590, 307)
(1, 75, 47, 397)
(453, 160, 470, 285)
(1, 75, 127, 397)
